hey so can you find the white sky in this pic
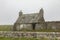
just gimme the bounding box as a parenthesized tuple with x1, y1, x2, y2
(0, 0, 60, 25)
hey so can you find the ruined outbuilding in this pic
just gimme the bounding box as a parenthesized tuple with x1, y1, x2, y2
(13, 8, 60, 31)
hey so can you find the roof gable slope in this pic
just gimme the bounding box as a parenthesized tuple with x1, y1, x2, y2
(15, 8, 44, 24)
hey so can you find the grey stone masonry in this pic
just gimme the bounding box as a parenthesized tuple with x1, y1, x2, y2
(13, 8, 60, 31)
(0, 31, 60, 38)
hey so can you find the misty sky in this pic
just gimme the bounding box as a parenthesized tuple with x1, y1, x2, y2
(0, 0, 60, 25)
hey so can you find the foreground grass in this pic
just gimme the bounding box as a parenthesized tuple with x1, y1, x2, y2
(0, 37, 50, 40)
(0, 37, 39, 40)
(0, 37, 58, 40)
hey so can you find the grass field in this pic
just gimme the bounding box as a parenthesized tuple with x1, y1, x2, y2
(0, 25, 60, 32)
(0, 25, 13, 31)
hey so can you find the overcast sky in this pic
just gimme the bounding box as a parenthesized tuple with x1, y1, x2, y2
(0, 0, 60, 25)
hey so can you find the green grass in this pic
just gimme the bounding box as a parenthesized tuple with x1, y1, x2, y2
(0, 37, 50, 40)
(0, 37, 39, 40)
(0, 37, 58, 40)
(20, 29, 60, 32)
(0, 25, 13, 31)
(0, 25, 60, 32)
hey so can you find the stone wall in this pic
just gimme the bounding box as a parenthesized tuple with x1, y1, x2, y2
(0, 31, 60, 38)
(46, 22, 60, 30)
(35, 24, 43, 30)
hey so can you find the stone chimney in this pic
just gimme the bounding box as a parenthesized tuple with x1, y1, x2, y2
(19, 10, 23, 16)
(39, 8, 44, 18)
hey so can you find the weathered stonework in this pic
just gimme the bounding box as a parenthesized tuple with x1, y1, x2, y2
(0, 31, 60, 39)
(13, 8, 60, 31)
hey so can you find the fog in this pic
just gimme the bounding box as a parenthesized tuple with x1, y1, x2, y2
(0, 0, 60, 25)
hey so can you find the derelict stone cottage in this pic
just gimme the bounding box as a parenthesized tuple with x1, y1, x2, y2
(13, 8, 60, 31)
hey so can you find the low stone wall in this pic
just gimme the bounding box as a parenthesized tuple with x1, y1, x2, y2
(0, 31, 60, 38)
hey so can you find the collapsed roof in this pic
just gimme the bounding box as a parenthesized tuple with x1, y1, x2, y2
(15, 8, 45, 24)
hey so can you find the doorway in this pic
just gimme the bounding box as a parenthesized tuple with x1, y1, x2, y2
(32, 23, 36, 30)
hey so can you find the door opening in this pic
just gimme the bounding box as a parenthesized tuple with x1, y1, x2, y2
(32, 23, 36, 30)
